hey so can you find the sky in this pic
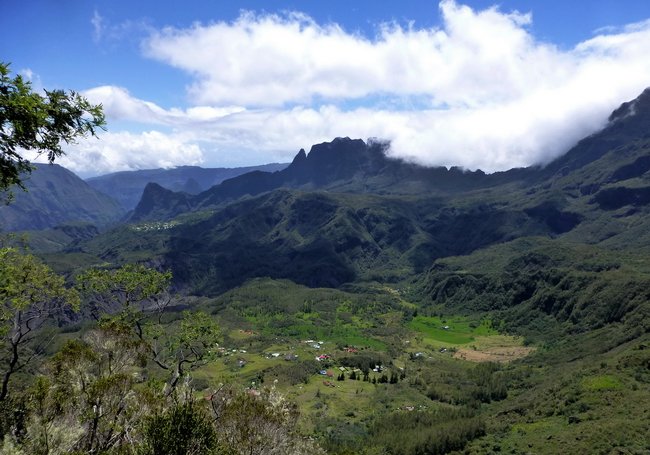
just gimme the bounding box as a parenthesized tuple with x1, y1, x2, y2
(3, 1, 650, 177)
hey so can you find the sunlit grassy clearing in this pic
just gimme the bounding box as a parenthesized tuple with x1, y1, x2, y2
(408, 315, 497, 345)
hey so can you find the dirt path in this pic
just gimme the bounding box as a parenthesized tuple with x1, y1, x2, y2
(453, 346, 535, 363)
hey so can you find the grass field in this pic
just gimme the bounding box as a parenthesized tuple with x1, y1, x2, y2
(407, 315, 497, 345)
(581, 374, 623, 391)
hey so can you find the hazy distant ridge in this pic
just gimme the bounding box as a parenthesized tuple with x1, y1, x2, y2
(86, 163, 288, 211)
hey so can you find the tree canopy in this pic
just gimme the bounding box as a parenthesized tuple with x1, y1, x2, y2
(0, 62, 105, 193)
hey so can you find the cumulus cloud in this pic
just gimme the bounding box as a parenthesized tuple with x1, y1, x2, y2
(43, 131, 204, 177)
(143, 2, 547, 107)
(86, 1, 650, 173)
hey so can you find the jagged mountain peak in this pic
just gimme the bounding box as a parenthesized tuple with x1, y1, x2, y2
(292, 148, 307, 164)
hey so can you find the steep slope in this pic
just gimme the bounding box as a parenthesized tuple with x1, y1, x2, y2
(415, 236, 650, 340)
(0, 164, 124, 231)
(86, 163, 288, 211)
(132, 183, 192, 222)
(540, 87, 650, 178)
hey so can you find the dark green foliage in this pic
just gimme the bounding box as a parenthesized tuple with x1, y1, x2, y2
(80, 181, 595, 295)
(609, 155, 650, 181)
(140, 400, 218, 455)
(314, 416, 368, 454)
(468, 363, 508, 403)
(419, 362, 508, 407)
(0, 395, 27, 442)
(523, 201, 582, 233)
(592, 186, 650, 210)
(369, 409, 485, 455)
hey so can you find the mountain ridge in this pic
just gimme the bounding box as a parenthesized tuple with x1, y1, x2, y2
(0, 164, 124, 231)
(130, 137, 512, 222)
(128, 88, 650, 223)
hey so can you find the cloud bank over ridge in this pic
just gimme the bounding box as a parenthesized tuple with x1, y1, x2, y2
(64, 1, 650, 175)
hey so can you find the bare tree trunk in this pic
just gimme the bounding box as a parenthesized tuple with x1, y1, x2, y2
(0, 339, 20, 401)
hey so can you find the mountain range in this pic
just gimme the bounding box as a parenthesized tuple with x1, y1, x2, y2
(129, 137, 519, 222)
(32, 88, 642, 299)
(129, 89, 650, 224)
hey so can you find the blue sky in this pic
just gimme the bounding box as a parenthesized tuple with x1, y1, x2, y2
(3, 1, 650, 176)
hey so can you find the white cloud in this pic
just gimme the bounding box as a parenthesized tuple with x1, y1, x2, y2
(81, 1, 650, 173)
(141, 1, 567, 108)
(90, 10, 152, 47)
(19, 68, 44, 93)
(38, 131, 204, 177)
(83, 86, 244, 126)
(91, 10, 104, 43)
(20, 68, 34, 80)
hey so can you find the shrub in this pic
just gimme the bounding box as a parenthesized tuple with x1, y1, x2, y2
(139, 400, 217, 455)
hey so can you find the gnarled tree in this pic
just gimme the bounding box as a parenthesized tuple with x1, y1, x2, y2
(77, 264, 220, 394)
(0, 247, 80, 401)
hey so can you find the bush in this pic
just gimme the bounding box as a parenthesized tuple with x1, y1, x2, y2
(139, 400, 217, 455)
